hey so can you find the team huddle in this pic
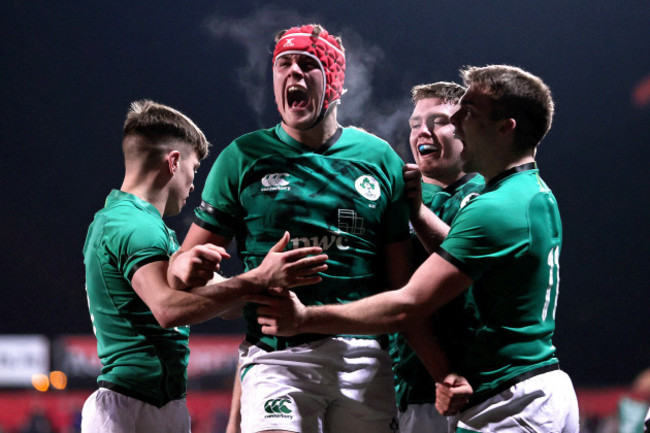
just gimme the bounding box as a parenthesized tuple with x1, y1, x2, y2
(82, 23, 584, 433)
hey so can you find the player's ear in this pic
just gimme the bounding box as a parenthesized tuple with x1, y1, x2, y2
(167, 150, 181, 174)
(497, 117, 516, 137)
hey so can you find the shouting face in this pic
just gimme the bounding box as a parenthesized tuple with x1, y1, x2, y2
(273, 54, 325, 131)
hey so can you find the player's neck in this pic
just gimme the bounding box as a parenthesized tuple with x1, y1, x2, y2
(282, 109, 339, 149)
(120, 172, 166, 217)
(483, 154, 535, 184)
(423, 172, 466, 189)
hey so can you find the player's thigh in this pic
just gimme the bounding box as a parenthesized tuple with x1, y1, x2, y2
(238, 337, 397, 433)
(138, 398, 190, 433)
(456, 370, 579, 433)
(240, 362, 328, 433)
(81, 388, 136, 433)
(324, 341, 398, 433)
(398, 404, 451, 433)
(81, 388, 190, 433)
(324, 400, 398, 433)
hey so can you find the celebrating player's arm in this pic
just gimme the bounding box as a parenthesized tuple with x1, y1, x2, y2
(403, 163, 451, 254)
(251, 249, 474, 412)
(166, 242, 230, 290)
(252, 251, 467, 337)
(131, 232, 328, 328)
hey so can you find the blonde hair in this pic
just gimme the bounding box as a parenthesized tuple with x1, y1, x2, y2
(411, 82, 466, 105)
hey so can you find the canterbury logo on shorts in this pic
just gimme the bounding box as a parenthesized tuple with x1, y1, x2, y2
(264, 397, 293, 418)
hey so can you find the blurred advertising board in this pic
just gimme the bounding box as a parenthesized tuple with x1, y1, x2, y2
(0, 335, 50, 387)
(52, 334, 242, 390)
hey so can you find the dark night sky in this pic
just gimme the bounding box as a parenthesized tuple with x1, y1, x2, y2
(1, 1, 648, 387)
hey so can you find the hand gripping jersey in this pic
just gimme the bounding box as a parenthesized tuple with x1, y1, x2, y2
(83, 190, 190, 407)
(195, 124, 409, 350)
(390, 173, 485, 410)
(438, 163, 561, 405)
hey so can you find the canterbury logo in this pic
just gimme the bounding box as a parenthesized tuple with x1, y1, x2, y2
(261, 173, 290, 188)
(264, 398, 292, 414)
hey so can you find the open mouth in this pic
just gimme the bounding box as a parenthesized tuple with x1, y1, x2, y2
(287, 86, 309, 108)
(418, 143, 439, 156)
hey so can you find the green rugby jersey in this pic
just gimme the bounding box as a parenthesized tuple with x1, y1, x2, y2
(391, 173, 485, 410)
(438, 163, 561, 404)
(195, 124, 410, 350)
(83, 190, 190, 407)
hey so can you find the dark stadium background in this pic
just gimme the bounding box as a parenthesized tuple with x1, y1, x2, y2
(2, 1, 649, 390)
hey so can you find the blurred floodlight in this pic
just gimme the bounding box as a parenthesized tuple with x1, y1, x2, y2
(49, 371, 67, 390)
(32, 373, 49, 392)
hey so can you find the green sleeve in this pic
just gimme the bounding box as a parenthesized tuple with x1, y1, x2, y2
(439, 195, 528, 279)
(118, 218, 172, 282)
(194, 143, 244, 237)
(380, 148, 410, 244)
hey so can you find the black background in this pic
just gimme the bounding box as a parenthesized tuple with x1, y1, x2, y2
(2, 1, 649, 387)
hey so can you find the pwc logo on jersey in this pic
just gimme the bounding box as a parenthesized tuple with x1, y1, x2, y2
(290, 231, 350, 251)
(355, 175, 381, 201)
(263, 396, 293, 420)
(261, 173, 291, 192)
(289, 209, 364, 251)
(289, 234, 350, 251)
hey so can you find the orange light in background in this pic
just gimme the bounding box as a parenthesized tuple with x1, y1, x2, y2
(49, 371, 67, 390)
(32, 373, 50, 392)
(632, 74, 650, 108)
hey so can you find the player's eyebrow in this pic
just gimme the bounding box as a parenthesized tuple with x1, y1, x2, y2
(460, 98, 474, 107)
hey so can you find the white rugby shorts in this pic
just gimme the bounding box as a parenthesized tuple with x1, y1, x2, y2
(239, 336, 399, 433)
(81, 387, 190, 433)
(454, 369, 579, 433)
(398, 403, 451, 433)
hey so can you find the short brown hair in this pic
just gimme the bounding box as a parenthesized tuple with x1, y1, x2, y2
(411, 82, 466, 105)
(123, 100, 210, 160)
(460, 65, 554, 149)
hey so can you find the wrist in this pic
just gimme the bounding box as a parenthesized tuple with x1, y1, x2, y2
(166, 257, 190, 291)
(240, 268, 267, 292)
(409, 202, 425, 224)
(298, 305, 317, 334)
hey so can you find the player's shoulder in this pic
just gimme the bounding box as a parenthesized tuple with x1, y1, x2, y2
(103, 200, 165, 236)
(454, 174, 485, 202)
(232, 126, 276, 144)
(225, 127, 276, 153)
(465, 173, 486, 191)
(212, 127, 278, 169)
(339, 126, 402, 164)
(342, 126, 391, 148)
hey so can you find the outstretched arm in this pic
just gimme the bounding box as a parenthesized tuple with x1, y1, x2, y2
(251, 253, 474, 413)
(132, 232, 328, 328)
(252, 253, 471, 337)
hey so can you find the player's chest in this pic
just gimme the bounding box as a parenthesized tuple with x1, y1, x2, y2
(238, 156, 390, 226)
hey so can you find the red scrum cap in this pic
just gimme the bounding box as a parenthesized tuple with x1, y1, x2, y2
(273, 25, 346, 117)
